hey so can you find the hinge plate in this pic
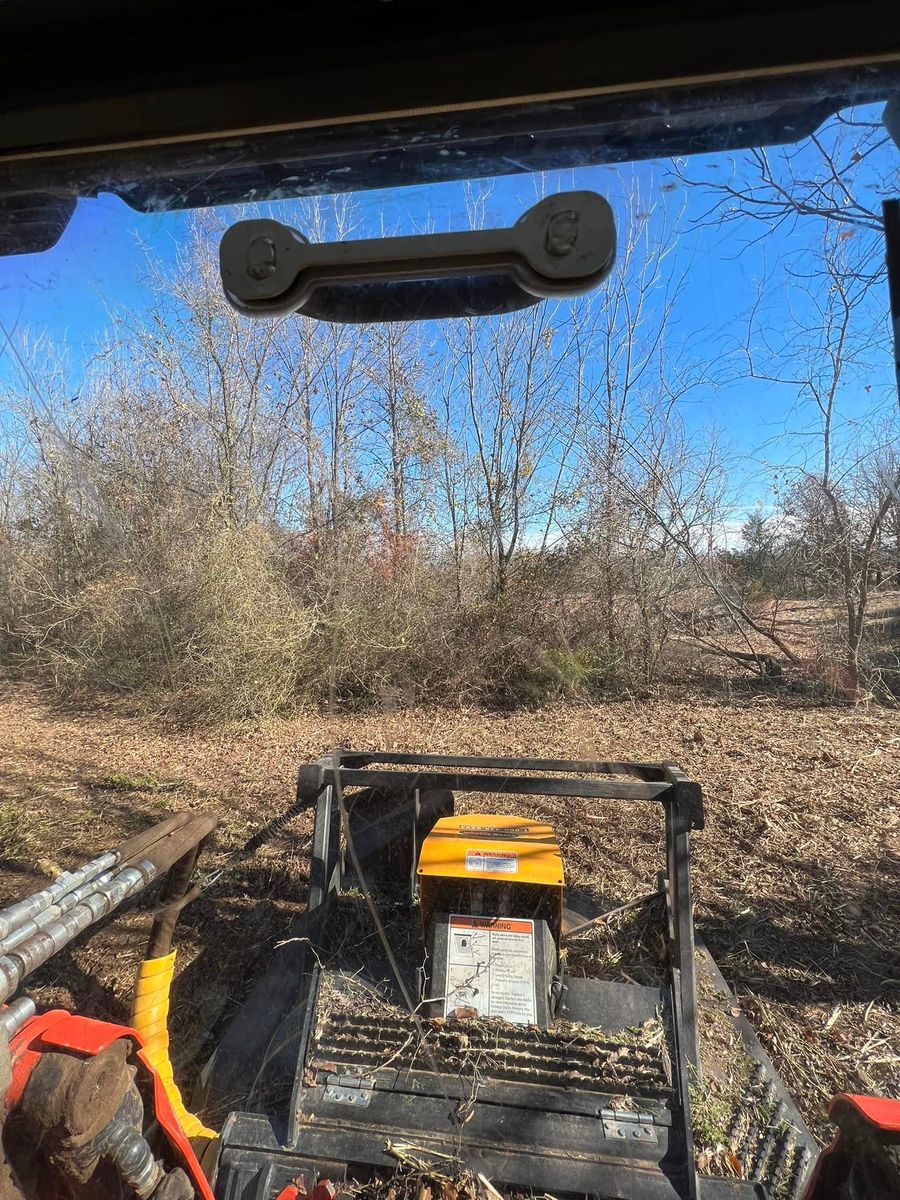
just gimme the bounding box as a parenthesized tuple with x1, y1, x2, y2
(323, 1073, 375, 1107)
(599, 1109, 657, 1143)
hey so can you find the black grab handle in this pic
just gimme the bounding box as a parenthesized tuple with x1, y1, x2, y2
(220, 191, 616, 323)
(293, 274, 543, 323)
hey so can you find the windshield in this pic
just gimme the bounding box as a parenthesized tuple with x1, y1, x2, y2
(1, 85, 898, 1199)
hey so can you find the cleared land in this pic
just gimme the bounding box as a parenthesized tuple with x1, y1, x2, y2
(1, 680, 898, 1146)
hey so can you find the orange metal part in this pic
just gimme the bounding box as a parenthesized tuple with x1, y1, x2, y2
(417, 814, 564, 887)
(417, 814, 565, 939)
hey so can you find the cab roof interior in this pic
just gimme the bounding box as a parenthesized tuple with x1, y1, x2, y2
(1, 1, 899, 255)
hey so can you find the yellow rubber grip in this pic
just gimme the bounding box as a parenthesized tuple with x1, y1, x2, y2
(131, 951, 217, 1144)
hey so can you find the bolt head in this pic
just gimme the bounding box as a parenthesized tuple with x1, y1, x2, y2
(247, 236, 277, 280)
(545, 210, 580, 257)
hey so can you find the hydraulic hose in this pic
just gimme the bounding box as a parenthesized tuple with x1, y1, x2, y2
(0, 861, 157, 1004)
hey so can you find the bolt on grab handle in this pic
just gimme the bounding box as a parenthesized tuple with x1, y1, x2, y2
(219, 191, 616, 322)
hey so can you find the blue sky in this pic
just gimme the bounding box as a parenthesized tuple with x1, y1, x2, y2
(1, 106, 897, 531)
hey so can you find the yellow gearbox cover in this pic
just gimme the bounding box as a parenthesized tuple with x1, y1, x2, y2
(417, 813, 564, 887)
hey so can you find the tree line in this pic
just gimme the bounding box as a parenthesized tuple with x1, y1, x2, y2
(1, 112, 898, 715)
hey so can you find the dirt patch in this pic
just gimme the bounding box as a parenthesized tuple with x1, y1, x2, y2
(1, 680, 898, 1143)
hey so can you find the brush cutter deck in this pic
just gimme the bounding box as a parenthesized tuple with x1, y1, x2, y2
(206, 752, 818, 1200)
(2, 751, 893, 1199)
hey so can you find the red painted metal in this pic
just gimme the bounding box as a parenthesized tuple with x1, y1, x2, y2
(801, 1091, 900, 1198)
(828, 1091, 900, 1134)
(6, 1011, 215, 1200)
(274, 1179, 338, 1200)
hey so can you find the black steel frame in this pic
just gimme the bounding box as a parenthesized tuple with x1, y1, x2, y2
(297, 749, 703, 1062)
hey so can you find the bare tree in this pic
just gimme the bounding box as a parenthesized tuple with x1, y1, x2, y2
(446, 299, 571, 597)
(11, 169, 863, 710)
(361, 320, 440, 547)
(746, 225, 899, 696)
(576, 188, 699, 661)
(675, 108, 897, 257)
(671, 109, 900, 697)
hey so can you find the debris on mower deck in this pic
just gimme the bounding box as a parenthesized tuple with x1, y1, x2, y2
(3, 752, 899, 1200)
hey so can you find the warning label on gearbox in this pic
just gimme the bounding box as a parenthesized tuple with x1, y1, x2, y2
(465, 849, 518, 874)
(444, 914, 536, 1025)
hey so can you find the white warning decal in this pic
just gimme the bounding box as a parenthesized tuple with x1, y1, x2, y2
(444, 914, 536, 1025)
(464, 849, 518, 873)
